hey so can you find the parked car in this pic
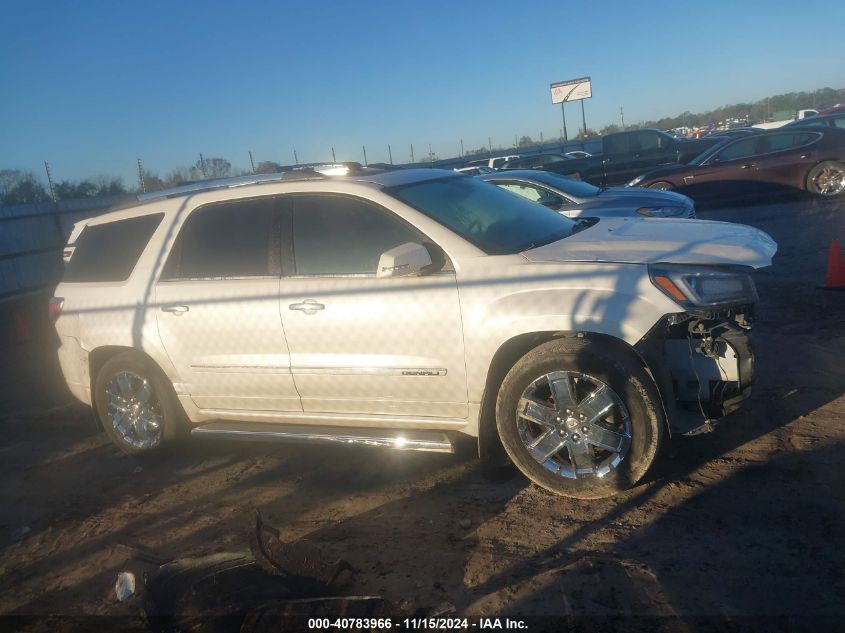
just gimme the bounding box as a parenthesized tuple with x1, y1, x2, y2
(478, 170, 696, 218)
(454, 165, 494, 176)
(462, 155, 520, 170)
(818, 104, 845, 116)
(501, 154, 574, 170)
(705, 128, 763, 139)
(53, 169, 775, 499)
(628, 127, 845, 200)
(503, 129, 723, 188)
(784, 112, 845, 130)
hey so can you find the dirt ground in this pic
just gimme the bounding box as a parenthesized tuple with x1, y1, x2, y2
(1, 195, 843, 630)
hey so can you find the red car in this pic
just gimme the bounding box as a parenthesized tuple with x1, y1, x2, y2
(818, 104, 845, 116)
(628, 127, 845, 202)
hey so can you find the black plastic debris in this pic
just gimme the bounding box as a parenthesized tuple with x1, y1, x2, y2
(143, 511, 386, 633)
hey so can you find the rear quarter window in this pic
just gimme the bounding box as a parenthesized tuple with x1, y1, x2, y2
(63, 213, 163, 282)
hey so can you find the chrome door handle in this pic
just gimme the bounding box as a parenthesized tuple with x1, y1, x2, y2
(161, 304, 189, 315)
(289, 299, 325, 314)
(740, 164, 755, 169)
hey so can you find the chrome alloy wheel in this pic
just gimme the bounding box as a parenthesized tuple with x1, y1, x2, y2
(105, 371, 163, 449)
(516, 371, 631, 479)
(809, 163, 845, 196)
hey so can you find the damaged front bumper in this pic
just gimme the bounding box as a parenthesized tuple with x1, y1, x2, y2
(636, 306, 755, 435)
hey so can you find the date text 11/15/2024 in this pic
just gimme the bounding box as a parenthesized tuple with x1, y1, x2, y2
(307, 617, 529, 630)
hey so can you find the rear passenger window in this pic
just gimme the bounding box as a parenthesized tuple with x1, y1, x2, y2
(163, 199, 278, 280)
(766, 132, 819, 153)
(63, 214, 163, 282)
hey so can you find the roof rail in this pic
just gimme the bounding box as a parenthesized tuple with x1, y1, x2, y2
(136, 170, 326, 202)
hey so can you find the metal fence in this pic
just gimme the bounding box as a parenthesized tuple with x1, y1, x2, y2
(0, 196, 126, 300)
(1, 138, 605, 300)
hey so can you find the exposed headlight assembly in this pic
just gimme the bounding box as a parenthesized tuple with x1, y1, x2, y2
(649, 265, 758, 309)
(636, 206, 688, 218)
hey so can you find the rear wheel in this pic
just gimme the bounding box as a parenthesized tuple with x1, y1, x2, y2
(495, 338, 664, 499)
(94, 352, 183, 455)
(648, 181, 675, 191)
(806, 161, 845, 197)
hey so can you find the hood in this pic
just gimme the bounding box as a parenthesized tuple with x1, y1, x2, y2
(523, 217, 777, 269)
(594, 187, 692, 208)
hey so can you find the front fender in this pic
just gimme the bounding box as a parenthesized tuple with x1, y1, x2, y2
(457, 262, 678, 402)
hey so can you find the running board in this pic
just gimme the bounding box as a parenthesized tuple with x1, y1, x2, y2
(190, 421, 455, 453)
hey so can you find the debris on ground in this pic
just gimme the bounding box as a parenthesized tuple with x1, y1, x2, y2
(115, 571, 136, 602)
(142, 512, 387, 632)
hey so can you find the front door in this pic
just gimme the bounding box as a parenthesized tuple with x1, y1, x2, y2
(279, 193, 468, 419)
(155, 196, 301, 412)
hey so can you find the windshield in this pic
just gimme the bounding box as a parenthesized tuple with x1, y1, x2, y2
(522, 171, 602, 197)
(688, 138, 731, 165)
(387, 176, 576, 255)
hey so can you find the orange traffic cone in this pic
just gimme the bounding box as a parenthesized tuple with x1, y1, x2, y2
(822, 239, 845, 290)
(14, 311, 32, 344)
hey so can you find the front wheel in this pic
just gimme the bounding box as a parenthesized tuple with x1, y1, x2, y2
(495, 339, 664, 499)
(94, 351, 184, 455)
(805, 161, 845, 197)
(648, 181, 675, 191)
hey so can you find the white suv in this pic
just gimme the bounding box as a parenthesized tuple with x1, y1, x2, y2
(52, 169, 776, 498)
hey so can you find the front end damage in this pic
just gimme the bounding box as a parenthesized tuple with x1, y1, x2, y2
(636, 306, 755, 435)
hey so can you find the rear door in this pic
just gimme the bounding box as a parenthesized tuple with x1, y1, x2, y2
(155, 196, 301, 412)
(278, 193, 468, 419)
(752, 131, 821, 192)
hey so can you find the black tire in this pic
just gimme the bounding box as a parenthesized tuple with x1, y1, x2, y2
(805, 160, 845, 197)
(495, 338, 664, 499)
(647, 181, 675, 191)
(94, 351, 184, 455)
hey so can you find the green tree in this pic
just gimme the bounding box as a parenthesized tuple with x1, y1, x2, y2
(518, 136, 535, 147)
(466, 146, 490, 156)
(139, 169, 165, 192)
(164, 166, 202, 187)
(91, 175, 127, 196)
(0, 170, 49, 205)
(255, 161, 282, 174)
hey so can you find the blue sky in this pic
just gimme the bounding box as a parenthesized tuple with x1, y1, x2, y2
(1, 0, 843, 186)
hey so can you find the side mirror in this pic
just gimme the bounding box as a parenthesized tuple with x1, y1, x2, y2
(376, 242, 433, 279)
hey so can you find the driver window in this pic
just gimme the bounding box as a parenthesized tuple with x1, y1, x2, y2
(498, 183, 543, 202)
(716, 138, 762, 162)
(291, 194, 424, 276)
(498, 183, 564, 207)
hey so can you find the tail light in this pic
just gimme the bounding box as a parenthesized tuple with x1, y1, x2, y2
(49, 297, 64, 322)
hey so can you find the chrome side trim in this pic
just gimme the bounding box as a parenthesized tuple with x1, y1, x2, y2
(191, 422, 455, 453)
(291, 367, 447, 376)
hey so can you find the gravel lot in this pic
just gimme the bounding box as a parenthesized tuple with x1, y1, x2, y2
(1, 194, 843, 630)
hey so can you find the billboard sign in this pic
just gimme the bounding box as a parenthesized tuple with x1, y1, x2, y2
(550, 77, 592, 104)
